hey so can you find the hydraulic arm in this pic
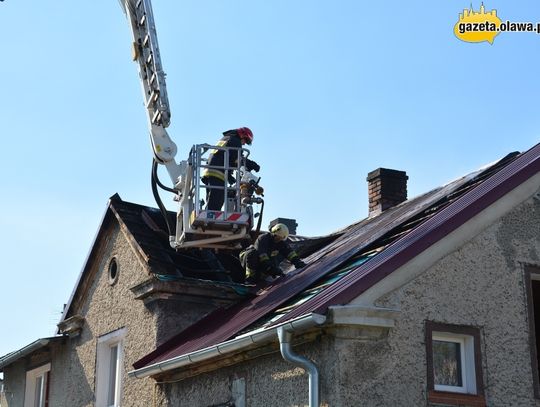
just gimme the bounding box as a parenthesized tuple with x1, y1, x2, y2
(120, 0, 182, 184)
(119, 0, 263, 250)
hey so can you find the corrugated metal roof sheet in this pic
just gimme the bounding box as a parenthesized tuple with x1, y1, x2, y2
(133, 145, 539, 371)
(280, 145, 539, 322)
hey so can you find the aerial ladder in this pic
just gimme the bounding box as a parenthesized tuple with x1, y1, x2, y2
(119, 0, 264, 250)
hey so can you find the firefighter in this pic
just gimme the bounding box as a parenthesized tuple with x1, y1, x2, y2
(202, 127, 260, 211)
(240, 223, 306, 284)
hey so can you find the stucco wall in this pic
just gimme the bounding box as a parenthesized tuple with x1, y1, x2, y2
(159, 194, 540, 406)
(54, 220, 221, 407)
(1, 342, 64, 407)
(40, 221, 159, 406)
(368, 194, 540, 406)
(160, 334, 338, 407)
(158, 326, 389, 407)
(1, 214, 236, 407)
(1, 360, 25, 407)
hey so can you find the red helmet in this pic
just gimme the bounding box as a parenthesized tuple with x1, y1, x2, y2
(237, 127, 253, 145)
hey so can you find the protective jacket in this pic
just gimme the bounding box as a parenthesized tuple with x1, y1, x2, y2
(202, 133, 259, 183)
(251, 233, 300, 268)
(240, 232, 304, 283)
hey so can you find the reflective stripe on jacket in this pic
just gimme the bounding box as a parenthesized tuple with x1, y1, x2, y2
(202, 136, 242, 181)
(252, 233, 298, 267)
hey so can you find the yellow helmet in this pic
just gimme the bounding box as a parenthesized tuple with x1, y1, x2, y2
(270, 223, 289, 241)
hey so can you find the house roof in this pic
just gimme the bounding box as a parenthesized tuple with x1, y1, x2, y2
(0, 337, 64, 371)
(133, 143, 540, 371)
(58, 193, 263, 327)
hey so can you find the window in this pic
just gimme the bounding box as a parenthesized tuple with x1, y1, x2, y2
(432, 332, 475, 393)
(525, 266, 540, 398)
(108, 258, 119, 285)
(96, 328, 126, 407)
(24, 363, 50, 407)
(426, 322, 484, 406)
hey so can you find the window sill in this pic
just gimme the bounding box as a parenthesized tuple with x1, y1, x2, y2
(428, 390, 485, 407)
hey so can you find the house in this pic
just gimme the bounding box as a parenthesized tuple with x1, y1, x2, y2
(1, 142, 539, 407)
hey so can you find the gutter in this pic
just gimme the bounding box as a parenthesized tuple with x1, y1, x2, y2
(0, 337, 63, 370)
(128, 313, 327, 379)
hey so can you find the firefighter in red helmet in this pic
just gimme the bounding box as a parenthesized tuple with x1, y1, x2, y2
(202, 127, 260, 211)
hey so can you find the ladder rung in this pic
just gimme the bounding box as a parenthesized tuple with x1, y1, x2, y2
(136, 0, 142, 9)
(143, 34, 150, 48)
(150, 72, 157, 85)
(146, 91, 160, 108)
(152, 110, 161, 124)
(146, 53, 153, 65)
(139, 14, 146, 27)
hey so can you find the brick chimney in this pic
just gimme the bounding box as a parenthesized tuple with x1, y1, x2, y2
(269, 217, 298, 235)
(367, 168, 408, 217)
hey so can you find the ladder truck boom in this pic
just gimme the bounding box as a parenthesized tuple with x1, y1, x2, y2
(120, 0, 181, 183)
(119, 0, 264, 250)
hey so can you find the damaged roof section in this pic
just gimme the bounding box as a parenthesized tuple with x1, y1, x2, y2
(132, 145, 540, 372)
(108, 195, 240, 282)
(58, 192, 332, 330)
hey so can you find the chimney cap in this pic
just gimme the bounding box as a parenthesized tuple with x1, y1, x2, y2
(268, 217, 298, 235)
(366, 168, 408, 182)
(367, 168, 408, 216)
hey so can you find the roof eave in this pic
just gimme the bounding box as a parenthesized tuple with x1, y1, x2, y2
(0, 336, 64, 371)
(128, 312, 327, 379)
(129, 304, 402, 379)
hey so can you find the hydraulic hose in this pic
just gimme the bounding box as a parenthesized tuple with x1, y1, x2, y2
(151, 159, 173, 236)
(152, 159, 176, 193)
(255, 199, 265, 236)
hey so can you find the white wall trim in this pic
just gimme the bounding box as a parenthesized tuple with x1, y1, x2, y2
(95, 328, 126, 407)
(328, 305, 399, 328)
(24, 363, 50, 407)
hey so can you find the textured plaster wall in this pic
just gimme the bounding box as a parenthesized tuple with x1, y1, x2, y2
(52, 221, 159, 407)
(53, 221, 219, 407)
(1, 360, 25, 407)
(161, 195, 540, 407)
(1, 343, 65, 407)
(161, 327, 389, 407)
(161, 335, 340, 407)
(149, 299, 217, 347)
(1, 217, 239, 407)
(368, 195, 540, 406)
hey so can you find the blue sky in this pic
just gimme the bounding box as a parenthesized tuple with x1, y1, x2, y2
(0, 1, 539, 361)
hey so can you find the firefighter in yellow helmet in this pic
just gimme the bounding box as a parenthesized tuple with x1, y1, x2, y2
(240, 223, 306, 284)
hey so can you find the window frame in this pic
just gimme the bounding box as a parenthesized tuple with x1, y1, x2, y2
(24, 363, 50, 407)
(431, 332, 475, 393)
(524, 265, 540, 399)
(96, 328, 126, 407)
(426, 321, 484, 401)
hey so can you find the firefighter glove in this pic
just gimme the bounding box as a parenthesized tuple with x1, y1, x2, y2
(269, 266, 283, 277)
(247, 159, 260, 172)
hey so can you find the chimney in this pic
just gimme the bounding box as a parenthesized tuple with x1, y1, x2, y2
(367, 168, 408, 217)
(269, 217, 298, 235)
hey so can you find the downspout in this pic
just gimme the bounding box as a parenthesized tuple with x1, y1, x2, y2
(277, 326, 320, 407)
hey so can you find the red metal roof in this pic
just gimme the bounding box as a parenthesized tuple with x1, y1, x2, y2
(134, 143, 540, 370)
